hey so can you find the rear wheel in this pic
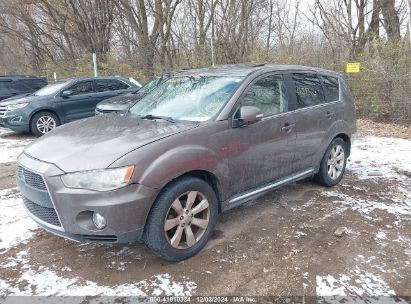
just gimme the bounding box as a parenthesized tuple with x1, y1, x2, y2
(30, 111, 60, 137)
(315, 138, 348, 187)
(144, 177, 218, 261)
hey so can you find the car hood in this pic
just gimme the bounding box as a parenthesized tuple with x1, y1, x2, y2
(96, 93, 142, 110)
(24, 114, 198, 172)
(0, 94, 46, 105)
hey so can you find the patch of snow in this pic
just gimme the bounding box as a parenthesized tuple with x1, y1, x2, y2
(323, 191, 411, 222)
(0, 250, 197, 297)
(376, 231, 386, 240)
(0, 128, 33, 163)
(0, 188, 39, 252)
(316, 272, 395, 297)
(348, 136, 411, 180)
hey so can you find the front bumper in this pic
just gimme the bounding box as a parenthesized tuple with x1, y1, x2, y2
(0, 114, 30, 132)
(17, 152, 159, 243)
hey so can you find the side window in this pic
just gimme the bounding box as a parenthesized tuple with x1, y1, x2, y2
(0, 81, 11, 90)
(68, 81, 93, 96)
(241, 74, 288, 117)
(292, 73, 325, 108)
(96, 79, 129, 92)
(321, 75, 340, 102)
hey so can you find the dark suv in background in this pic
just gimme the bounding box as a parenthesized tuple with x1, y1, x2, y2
(17, 64, 356, 261)
(0, 75, 47, 101)
(0, 76, 139, 136)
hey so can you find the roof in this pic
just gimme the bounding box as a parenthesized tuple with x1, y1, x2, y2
(172, 63, 342, 78)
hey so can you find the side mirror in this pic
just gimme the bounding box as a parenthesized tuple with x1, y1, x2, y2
(233, 106, 263, 127)
(61, 90, 73, 98)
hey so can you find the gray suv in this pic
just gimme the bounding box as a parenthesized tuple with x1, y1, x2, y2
(17, 64, 356, 261)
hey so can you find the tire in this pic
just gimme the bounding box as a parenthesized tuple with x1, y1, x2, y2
(314, 137, 348, 187)
(144, 176, 218, 262)
(30, 111, 60, 137)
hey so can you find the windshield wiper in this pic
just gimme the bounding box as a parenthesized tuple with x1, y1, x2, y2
(140, 114, 176, 123)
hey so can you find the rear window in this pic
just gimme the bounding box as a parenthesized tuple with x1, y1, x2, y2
(96, 79, 129, 92)
(292, 73, 325, 108)
(321, 75, 340, 102)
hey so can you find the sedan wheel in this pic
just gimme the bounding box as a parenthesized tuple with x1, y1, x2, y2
(164, 191, 210, 249)
(327, 144, 345, 180)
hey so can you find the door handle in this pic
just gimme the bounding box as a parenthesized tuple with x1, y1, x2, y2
(281, 122, 293, 132)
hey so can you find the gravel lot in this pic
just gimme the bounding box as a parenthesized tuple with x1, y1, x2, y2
(0, 121, 410, 300)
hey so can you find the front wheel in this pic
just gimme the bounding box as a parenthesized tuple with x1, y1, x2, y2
(30, 111, 60, 137)
(144, 177, 218, 261)
(314, 138, 348, 187)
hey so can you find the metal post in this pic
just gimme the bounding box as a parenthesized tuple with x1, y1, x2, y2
(408, 0, 411, 48)
(210, 0, 215, 66)
(93, 53, 98, 77)
(53, 72, 57, 82)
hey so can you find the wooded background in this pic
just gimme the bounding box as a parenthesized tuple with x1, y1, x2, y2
(0, 0, 409, 122)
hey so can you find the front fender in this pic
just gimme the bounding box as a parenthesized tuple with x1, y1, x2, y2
(137, 144, 227, 190)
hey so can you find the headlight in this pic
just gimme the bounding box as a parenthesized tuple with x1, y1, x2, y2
(61, 165, 135, 191)
(6, 102, 29, 111)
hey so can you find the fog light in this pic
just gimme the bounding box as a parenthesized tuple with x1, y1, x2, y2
(92, 212, 107, 230)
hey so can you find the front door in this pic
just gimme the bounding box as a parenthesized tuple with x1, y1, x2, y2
(56, 81, 95, 123)
(227, 73, 296, 196)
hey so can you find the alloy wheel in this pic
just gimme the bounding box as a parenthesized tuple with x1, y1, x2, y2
(327, 144, 345, 180)
(36, 116, 56, 134)
(164, 191, 210, 249)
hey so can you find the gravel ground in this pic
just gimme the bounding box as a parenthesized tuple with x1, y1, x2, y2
(0, 120, 410, 300)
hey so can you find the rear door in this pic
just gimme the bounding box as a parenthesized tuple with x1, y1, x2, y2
(56, 80, 95, 122)
(227, 73, 297, 195)
(289, 72, 333, 172)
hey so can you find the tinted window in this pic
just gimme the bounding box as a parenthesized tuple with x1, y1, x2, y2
(321, 75, 339, 102)
(0, 81, 11, 90)
(96, 79, 129, 92)
(21, 79, 47, 91)
(69, 81, 93, 96)
(242, 74, 288, 117)
(293, 73, 325, 108)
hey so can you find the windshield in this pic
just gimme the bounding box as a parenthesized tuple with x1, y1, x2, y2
(33, 80, 68, 96)
(138, 76, 165, 95)
(129, 76, 243, 122)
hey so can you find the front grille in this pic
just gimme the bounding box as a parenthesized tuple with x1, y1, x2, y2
(0, 105, 6, 117)
(23, 197, 61, 227)
(17, 166, 47, 190)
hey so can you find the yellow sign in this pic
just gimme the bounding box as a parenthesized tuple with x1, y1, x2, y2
(346, 62, 360, 73)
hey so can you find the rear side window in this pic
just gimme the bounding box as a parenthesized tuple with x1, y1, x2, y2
(69, 81, 94, 95)
(242, 74, 288, 117)
(96, 79, 129, 92)
(292, 73, 325, 108)
(0, 81, 11, 90)
(321, 75, 339, 102)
